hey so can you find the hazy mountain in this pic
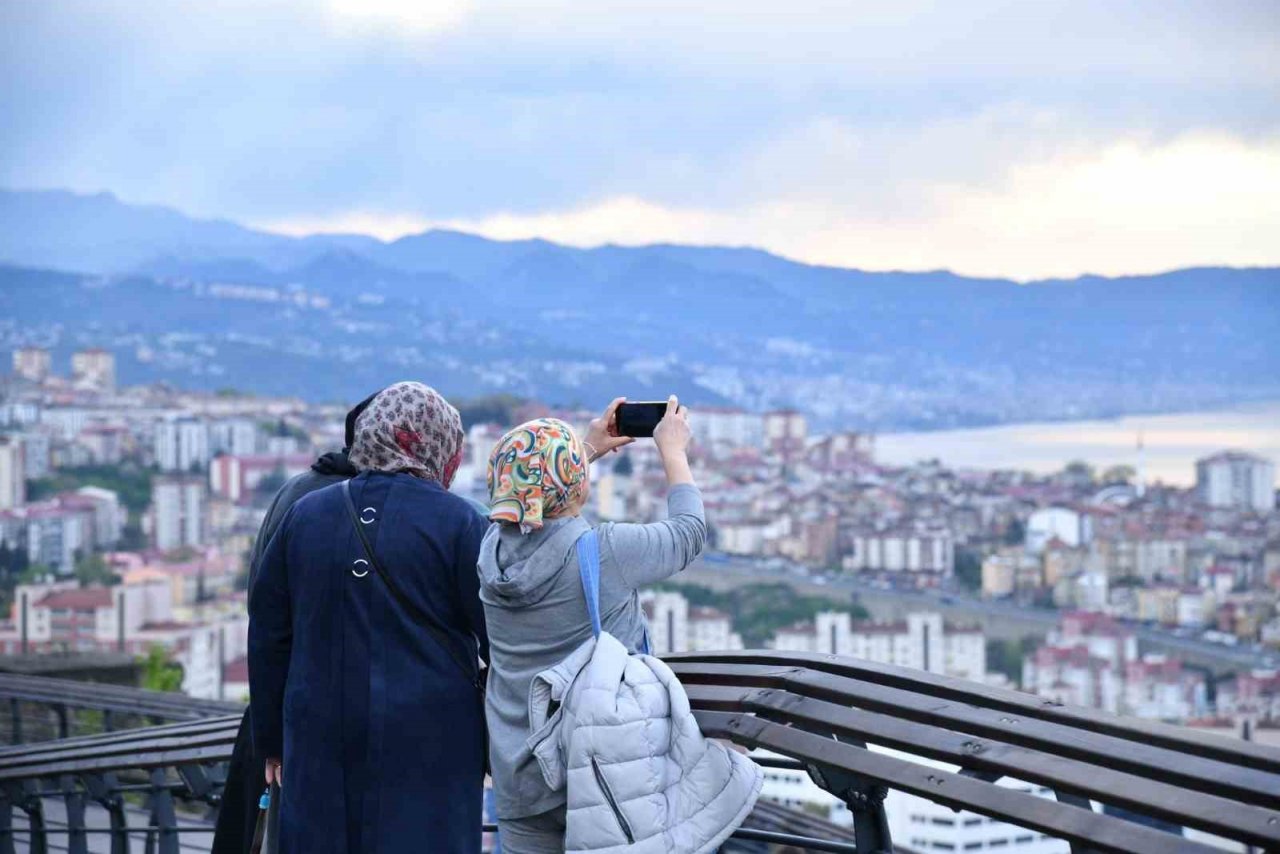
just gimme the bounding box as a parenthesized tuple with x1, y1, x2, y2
(2, 188, 1278, 427)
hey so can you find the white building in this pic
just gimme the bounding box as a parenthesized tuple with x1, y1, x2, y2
(885, 755, 1068, 854)
(1026, 507, 1092, 554)
(1196, 451, 1275, 513)
(692, 408, 764, 450)
(774, 611, 986, 683)
(756, 746, 1067, 854)
(20, 431, 50, 480)
(12, 347, 51, 383)
(763, 409, 806, 459)
(154, 418, 211, 472)
(688, 606, 744, 652)
(71, 348, 116, 391)
(0, 434, 25, 509)
(640, 590, 689, 654)
(639, 590, 744, 654)
(151, 475, 207, 550)
(69, 487, 126, 547)
(2, 501, 94, 574)
(842, 528, 954, 576)
(1120, 655, 1208, 721)
(209, 418, 260, 457)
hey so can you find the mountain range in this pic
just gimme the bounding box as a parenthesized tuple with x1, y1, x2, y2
(2, 188, 1278, 430)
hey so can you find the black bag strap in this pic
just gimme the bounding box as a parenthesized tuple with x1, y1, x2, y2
(341, 479, 482, 690)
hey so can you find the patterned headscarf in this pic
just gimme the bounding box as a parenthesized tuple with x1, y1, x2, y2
(487, 418, 588, 533)
(348, 381, 465, 487)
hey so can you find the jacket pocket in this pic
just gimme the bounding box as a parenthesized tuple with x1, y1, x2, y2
(590, 756, 635, 844)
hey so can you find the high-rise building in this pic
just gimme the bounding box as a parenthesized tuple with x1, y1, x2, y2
(1195, 451, 1275, 513)
(209, 418, 260, 457)
(151, 475, 207, 550)
(154, 418, 211, 472)
(772, 611, 986, 683)
(638, 590, 744, 654)
(763, 409, 807, 461)
(71, 348, 116, 391)
(692, 408, 765, 450)
(639, 590, 689, 654)
(19, 431, 49, 480)
(11, 347, 51, 383)
(0, 435, 26, 509)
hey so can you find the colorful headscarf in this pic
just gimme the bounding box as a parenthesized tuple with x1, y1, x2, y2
(348, 381, 464, 487)
(487, 418, 588, 533)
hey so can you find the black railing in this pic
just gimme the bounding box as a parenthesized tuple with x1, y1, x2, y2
(0, 655, 1277, 853)
(0, 675, 240, 853)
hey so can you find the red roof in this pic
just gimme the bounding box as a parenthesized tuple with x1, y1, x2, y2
(36, 588, 113, 610)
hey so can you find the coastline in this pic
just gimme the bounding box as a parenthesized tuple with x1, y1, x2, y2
(872, 400, 1280, 486)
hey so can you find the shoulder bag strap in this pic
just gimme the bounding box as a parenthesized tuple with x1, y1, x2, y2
(341, 479, 481, 689)
(575, 528, 603, 638)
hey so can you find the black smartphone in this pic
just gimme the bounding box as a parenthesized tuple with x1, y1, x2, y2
(615, 401, 676, 438)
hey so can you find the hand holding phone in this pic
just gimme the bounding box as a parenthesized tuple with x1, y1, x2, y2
(584, 397, 636, 461)
(616, 399, 682, 438)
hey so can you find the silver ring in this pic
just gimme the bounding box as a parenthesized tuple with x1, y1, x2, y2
(352, 559, 370, 578)
(360, 507, 377, 525)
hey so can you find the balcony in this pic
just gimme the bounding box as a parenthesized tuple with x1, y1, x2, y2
(0, 653, 1275, 853)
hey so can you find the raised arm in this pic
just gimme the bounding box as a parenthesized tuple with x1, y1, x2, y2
(600, 396, 706, 587)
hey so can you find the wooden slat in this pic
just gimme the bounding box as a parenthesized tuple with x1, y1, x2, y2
(671, 662, 1280, 809)
(696, 710, 1223, 854)
(685, 683, 1280, 849)
(668, 650, 1280, 772)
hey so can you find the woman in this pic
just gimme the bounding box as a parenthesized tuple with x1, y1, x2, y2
(249, 381, 489, 854)
(478, 396, 705, 853)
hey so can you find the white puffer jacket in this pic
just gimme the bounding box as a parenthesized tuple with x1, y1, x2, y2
(525, 631, 762, 853)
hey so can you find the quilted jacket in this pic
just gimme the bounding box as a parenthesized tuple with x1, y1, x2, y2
(525, 631, 762, 852)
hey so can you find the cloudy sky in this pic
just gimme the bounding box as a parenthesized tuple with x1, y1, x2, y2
(2, 0, 1278, 279)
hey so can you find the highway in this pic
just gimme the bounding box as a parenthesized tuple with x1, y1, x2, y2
(676, 555, 1277, 675)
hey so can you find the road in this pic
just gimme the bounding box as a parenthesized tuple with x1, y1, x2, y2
(675, 555, 1277, 675)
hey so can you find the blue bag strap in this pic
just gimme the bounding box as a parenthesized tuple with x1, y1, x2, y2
(575, 528, 603, 638)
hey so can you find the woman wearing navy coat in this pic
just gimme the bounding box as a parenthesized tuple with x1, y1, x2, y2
(249, 382, 489, 853)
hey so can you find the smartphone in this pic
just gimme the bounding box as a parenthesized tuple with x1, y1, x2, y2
(615, 401, 677, 438)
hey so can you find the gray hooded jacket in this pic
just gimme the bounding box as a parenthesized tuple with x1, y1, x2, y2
(477, 484, 706, 820)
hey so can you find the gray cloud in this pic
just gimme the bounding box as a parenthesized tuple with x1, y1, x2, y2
(1, 0, 1277, 274)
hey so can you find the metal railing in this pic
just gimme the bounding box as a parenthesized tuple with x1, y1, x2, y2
(0, 655, 1276, 853)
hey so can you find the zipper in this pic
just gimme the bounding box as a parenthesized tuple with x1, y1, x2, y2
(591, 756, 635, 844)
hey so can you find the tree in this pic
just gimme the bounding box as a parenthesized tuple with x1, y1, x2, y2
(985, 637, 1038, 686)
(140, 645, 184, 693)
(255, 466, 288, 499)
(74, 551, 120, 588)
(1101, 464, 1136, 485)
(1003, 517, 1026, 546)
(1062, 460, 1095, 486)
(953, 547, 983, 591)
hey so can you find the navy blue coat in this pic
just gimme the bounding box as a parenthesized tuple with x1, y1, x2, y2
(249, 471, 490, 854)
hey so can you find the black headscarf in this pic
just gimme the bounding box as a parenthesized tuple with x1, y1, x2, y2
(311, 390, 381, 476)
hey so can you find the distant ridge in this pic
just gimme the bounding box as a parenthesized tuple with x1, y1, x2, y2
(1, 188, 1278, 426)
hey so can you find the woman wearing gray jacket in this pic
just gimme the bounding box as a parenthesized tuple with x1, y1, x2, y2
(477, 397, 703, 853)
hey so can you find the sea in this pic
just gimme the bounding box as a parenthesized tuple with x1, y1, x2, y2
(873, 402, 1280, 487)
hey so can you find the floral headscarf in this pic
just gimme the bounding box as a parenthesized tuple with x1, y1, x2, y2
(487, 418, 588, 533)
(348, 381, 464, 487)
